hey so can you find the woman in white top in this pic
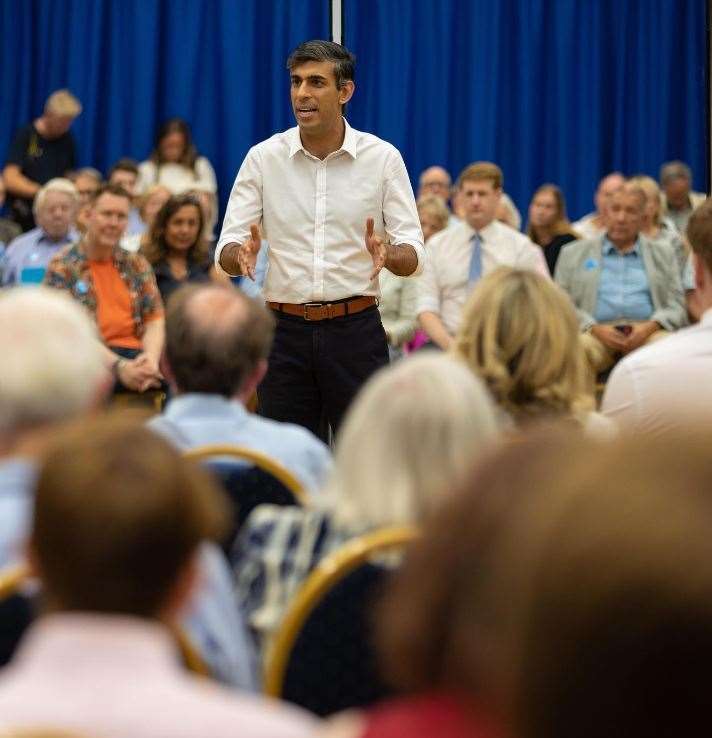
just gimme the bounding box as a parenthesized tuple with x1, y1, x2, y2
(137, 118, 217, 196)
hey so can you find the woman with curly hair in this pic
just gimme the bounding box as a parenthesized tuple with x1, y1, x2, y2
(452, 267, 611, 434)
(141, 193, 227, 302)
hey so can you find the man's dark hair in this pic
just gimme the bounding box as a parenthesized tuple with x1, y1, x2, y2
(108, 158, 139, 179)
(90, 182, 132, 204)
(166, 284, 275, 398)
(287, 39, 356, 89)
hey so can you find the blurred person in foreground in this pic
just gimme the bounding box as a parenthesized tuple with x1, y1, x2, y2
(322, 428, 712, 738)
(452, 267, 611, 436)
(232, 353, 499, 654)
(0, 287, 256, 688)
(0, 416, 316, 737)
(602, 198, 712, 433)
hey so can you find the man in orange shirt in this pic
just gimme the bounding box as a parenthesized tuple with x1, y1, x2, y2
(44, 183, 164, 392)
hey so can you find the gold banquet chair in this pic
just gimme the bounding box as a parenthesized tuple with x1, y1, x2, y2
(264, 526, 419, 716)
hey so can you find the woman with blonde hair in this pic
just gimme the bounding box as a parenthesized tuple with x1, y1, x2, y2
(231, 353, 500, 654)
(526, 184, 579, 274)
(452, 267, 608, 433)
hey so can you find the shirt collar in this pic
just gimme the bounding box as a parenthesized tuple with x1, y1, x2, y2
(603, 236, 641, 256)
(38, 227, 77, 246)
(287, 117, 357, 159)
(464, 219, 499, 241)
(163, 393, 248, 420)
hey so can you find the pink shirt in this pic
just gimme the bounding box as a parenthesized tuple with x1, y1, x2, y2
(0, 613, 317, 738)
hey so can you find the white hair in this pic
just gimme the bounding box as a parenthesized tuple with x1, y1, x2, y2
(326, 353, 501, 530)
(33, 177, 79, 216)
(0, 287, 107, 434)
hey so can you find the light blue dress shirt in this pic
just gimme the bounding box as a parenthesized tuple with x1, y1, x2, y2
(0, 227, 77, 286)
(594, 238, 655, 323)
(148, 394, 332, 495)
(0, 456, 256, 690)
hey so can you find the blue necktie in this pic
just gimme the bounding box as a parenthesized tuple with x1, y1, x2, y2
(468, 232, 483, 285)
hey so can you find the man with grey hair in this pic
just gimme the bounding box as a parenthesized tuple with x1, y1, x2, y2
(0, 287, 258, 690)
(659, 160, 707, 234)
(556, 182, 687, 373)
(1, 178, 78, 286)
(3, 90, 81, 232)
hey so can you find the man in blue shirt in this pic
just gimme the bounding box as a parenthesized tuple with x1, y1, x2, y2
(1, 178, 78, 286)
(149, 283, 332, 496)
(555, 183, 687, 373)
(0, 287, 255, 689)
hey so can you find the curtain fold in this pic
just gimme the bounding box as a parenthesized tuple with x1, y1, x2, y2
(343, 0, 708, 221)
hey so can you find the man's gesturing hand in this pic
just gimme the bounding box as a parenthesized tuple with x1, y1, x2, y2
(238, 224, 262, 281)
(365, 218, 387, 281)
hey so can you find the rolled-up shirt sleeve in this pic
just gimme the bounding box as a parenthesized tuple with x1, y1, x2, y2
(383, 150, 425, 276)
(215, 147, 264, 269)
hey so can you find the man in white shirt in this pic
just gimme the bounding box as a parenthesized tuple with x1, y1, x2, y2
(217, 40, 424, 441)
(417, 161, 548, 349)
(602, 199, 712, 434)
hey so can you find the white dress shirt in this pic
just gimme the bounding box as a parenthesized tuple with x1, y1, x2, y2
(602, 308, 712, 434)
(137, 157, 218, 195)
(216, 119, 425, 303)
(0, 613, 316, 738)
(416, 219, 549, 335)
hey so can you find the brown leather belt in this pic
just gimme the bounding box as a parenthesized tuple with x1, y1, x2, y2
(267, 296, 377, 321)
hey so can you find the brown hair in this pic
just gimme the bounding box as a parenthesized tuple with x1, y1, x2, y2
(526, 184, 579, 244)
(452, 267, 593, 425)
(31, 414, 229, 617)
(150, 118, 198, 171)
(165, 283, 275, 397)
(456, 162, 503, 191)
(686, 197, 712, 274)
(89, 182, 132, 205)
(141, 193, 209, 267)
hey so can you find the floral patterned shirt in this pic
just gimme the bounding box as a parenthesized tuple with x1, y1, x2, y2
(43, 241, 163, 343)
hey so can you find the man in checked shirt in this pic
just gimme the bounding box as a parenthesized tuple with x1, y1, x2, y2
(217, 40, 424, 442)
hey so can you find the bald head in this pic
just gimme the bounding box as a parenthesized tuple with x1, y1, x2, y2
(418, 166, 452, 203)
(165, 284, 275, 397)
(595, 172, 625, 217)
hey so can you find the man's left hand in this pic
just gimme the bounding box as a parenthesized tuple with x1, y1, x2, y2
(622, 321, 659, 354)
(365, 218, 387, 281)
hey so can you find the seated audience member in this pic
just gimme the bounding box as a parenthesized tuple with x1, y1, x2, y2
(141, 193, 227, 303)
(660, 160, 706, 234)
(107, 158, 144, 236)
(0, 178, 21, 248)
(121, 183, 171, 253)
(0, 415, 317, 737)
(483, 432, 712, 738)
(526, 184, 579, 274)
(602, 199, 712, 433)
(43, 183, 164, 393)
(629, 174, 686, 271)
(68, 167, 102, 234)
(573, 171, 625, 239)
(137, 118, 217, 196)
(185, 184, 220, 243)
(495, 192, 522, 231)
(149, 283, 331, 494)
(452, 268, 609, 435)
(417, 162, 548, 350)
(417, 195, 450, 243)
(1, 178, 78, 286)
(232, 353, 499, 652)
(378, 265, 418, 359)
(0, 287, 254, 688)
(3, 90, 81, 232)
(555, 183, 686, 373)
(417, 165, 459, 226)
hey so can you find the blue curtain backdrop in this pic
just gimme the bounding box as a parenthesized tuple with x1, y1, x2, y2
(344, 0, 708, 221)
(0, 0, 708, 222)
(0, 0, 329, 212)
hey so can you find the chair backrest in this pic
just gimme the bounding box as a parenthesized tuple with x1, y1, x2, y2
(264, 526, 418, 716)
(184, 445, 308, 545)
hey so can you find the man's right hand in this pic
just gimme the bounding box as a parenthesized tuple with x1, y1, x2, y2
(218, 224, 262, 280)
(117, 356, 162, 393)
(589, 324, 628, 352)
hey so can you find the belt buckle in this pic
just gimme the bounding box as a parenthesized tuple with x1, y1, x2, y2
(303, 302, 323, 321)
